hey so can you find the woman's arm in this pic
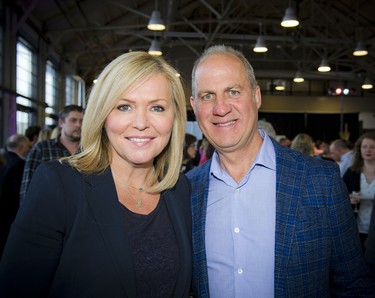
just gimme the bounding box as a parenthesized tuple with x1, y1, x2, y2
(0, 161, 67, 297)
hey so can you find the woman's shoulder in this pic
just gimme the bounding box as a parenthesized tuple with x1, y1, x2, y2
(175, 173, 191, 191)
(32, 160, 86, 185)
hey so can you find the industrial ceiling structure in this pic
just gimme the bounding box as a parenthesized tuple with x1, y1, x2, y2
(9, 0, 375, 92)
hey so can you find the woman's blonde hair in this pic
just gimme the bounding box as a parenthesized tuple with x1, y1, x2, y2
(291, 133, 314, 156)
(66, 51, 187, 193)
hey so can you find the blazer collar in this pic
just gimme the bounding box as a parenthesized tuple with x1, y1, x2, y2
(271, 139, 304, 290)
(163, 182, 192, 297)
(84, 168, 137, 297)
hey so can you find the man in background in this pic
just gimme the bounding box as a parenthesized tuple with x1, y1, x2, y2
(24, 125, 41, 148)
(19, 105, 83, 203)
(329, 138, 354, 177)
(0, 134, 30, 257)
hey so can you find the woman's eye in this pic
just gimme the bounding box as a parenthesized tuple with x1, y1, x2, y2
(151, 105, 165, 112)
(117, 104, 131, 111)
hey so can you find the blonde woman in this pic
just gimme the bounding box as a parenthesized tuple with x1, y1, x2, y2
(0, 52, 192, 297)
(290, 133, 315, 156)
(37, 128, 52, 142)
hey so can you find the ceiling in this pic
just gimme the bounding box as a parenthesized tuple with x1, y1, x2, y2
(10, 0, 375, 90)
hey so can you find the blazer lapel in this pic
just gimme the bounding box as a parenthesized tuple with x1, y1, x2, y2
(84, 169, 137, 297)
(272, 140, 304, 295)
(164, 182, 192, 297)
(188, 161, 211, 297)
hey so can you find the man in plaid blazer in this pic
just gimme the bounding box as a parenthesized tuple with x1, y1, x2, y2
(186, 45, 375, 297)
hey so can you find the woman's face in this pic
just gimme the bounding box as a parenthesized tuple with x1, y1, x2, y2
(361, 138, 375, 162)
(105, 73, 174, 167)
(187, 142, 197, 159)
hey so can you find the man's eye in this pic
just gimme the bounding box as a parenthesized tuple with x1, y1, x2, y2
(229, 90, 239, 96)
(201, 93, 213, 100)
(151, 105, 165, 112)
(117, 104, 131, 111)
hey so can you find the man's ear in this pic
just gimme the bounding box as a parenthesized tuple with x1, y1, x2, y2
(255, 86, 262, 109)
(190, 96, 196, 114)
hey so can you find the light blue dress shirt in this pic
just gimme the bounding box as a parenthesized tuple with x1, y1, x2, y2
(206, 130, 276, 297)
(339, 150, 353, 177)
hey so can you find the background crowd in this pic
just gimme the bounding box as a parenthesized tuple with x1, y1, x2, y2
(0, 46, 374, 296)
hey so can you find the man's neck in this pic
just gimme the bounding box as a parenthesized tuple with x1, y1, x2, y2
(218, 134, 263, 184)
(60, 136, 79, 155)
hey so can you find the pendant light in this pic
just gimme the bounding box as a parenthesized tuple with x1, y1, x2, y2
(253, 24, 268, 53)
(281, 7, 299, 28)
(148, 39, 162, 56)
(147, 1, 165, 31)
(293, 71, 304, 83)
(353, 41, 368, 57)
(318, 58, 330, 72)
(361, 77, 373, 89)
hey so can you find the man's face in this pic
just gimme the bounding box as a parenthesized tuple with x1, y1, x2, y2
(20, 139, 31, 159)
(60, 111, 83, 142)
(190, 53, 261, 154)
(329, 145, 341, 162)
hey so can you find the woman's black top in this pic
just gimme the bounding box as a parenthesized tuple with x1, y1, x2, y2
(120, 195, 180, 297)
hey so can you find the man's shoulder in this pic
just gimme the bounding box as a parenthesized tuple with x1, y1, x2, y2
(28, 138, 66, 160)
(33, 138, 59, 149)
(186, 161, 210, 179)
(274, 141, 338, 173)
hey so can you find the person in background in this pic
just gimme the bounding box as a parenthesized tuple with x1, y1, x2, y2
(181, 133, 197, 173)
(19, 104, 83, 204)
(50, 126, 61, 139)
(24, 125, 41, 148)
(37, 128, 52, 142)
(316, 140, 335, 161)
(0, 134, 30, 258)
(187, 44, 375, 297)
(330, 138, 354, 177)
(290, 133, 315, 156)
(0, 51, 192, 297)
(278, 137, 291, 147)
(343, 131, 375, 250)
(257, 118, 276, 139)
(198, 137, 214, 165)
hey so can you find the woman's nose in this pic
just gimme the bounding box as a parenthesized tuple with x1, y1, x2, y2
(132, 110, 149, 130)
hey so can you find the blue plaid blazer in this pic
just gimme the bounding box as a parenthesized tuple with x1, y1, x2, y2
(186, 138, 375, 297)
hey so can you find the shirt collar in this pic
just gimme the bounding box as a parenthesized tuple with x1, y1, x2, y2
(210, 129, 276, 183)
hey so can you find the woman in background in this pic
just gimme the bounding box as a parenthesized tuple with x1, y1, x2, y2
(181, 133, 197, 173)
(291, 133, 315, 157)
(0, 52, 192, 297)
(37, 128, 52, 142)
(343, 131, 375, 253)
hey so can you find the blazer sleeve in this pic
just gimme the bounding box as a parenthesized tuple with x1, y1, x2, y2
(365, 203, 375, 265)
(0, 161, 68, 297)
(342, 169, 361, 194)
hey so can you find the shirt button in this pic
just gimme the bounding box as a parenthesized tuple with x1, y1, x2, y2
(235, 189, 240, 193)
(234, 227, 240, 233)
(237, 268, 243, 274)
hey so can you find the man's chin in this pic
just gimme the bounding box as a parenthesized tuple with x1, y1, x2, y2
(70, 136, 81, 142)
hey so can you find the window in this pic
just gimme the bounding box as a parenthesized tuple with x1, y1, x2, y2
(66, 75, 85, 107)
(45, 60, 58, 126)
(74, 75, 86, 107)
(16, 38, 37, 133)
(65, 75, 74, 105)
